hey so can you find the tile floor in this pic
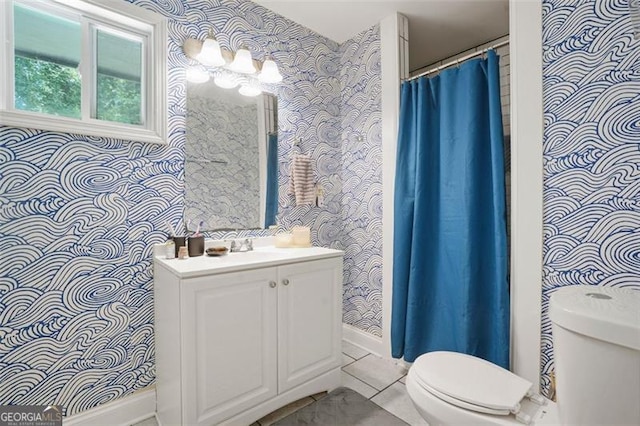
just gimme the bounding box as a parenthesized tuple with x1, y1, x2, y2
(339, 341, 427, 426)
(132, 341, 427, 426)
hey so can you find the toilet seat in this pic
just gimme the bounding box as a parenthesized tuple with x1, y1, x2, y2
(416, 378, 513, 416)
(411, 352, 544, 423)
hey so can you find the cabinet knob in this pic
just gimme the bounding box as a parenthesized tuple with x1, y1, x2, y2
(269, 281, 277, 288)
(282, 278, 290, 286)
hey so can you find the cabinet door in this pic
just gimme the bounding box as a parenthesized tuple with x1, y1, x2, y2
(181, 268, 278, 425)
(277, 257, 342, 392)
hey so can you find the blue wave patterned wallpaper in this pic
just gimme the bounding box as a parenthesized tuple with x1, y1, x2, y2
(0, 0, 351, 415)
(185, 92, 260, 229)
(340, 26, 383, 337)
(541, 0, 640, 395)
(0, 131, 177, 414)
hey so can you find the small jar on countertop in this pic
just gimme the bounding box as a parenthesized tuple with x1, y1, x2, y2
(165, 239, 176, 259)
(178, 246, 188, 259)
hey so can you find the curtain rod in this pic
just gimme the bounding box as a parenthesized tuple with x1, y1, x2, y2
(405, 39, 509, 82)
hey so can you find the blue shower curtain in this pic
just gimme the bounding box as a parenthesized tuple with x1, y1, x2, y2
(391, 50, 509, 368)
(264, 132, 278, 228)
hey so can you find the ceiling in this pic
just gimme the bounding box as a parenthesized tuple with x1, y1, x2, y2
(254, 0, 509, 72)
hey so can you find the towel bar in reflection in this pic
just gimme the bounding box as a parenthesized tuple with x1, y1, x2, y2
(185, 157, 228, 165)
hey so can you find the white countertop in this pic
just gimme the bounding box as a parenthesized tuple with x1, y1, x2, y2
(155, 245, 343, 279)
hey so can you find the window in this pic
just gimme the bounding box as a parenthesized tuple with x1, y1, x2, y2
(0, 0, 167, 144)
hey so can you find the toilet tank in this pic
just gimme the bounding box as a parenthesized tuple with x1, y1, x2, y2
(550, 285, 640, 426)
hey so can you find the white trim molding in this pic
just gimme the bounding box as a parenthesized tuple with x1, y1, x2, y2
(380, 12, 409, 359)
(509, 0, 544, 390)
(342, 323, 385, 358)
(63, 388, 156, 426)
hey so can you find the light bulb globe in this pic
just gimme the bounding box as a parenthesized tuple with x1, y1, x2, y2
(214, 75, 239, 89)
(229, 47, 257, 74)
(197, 36, 225, 67)
(186, 67, 209, 83)
(239, 85, 262, 97)
(259, 58, 283, 83)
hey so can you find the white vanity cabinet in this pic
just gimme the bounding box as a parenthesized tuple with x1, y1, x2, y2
(154, 247, 343, 426)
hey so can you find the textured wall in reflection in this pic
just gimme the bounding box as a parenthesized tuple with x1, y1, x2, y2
(0, 0, 342, 415)
(340, 25, 383, 337)
(541, 0, 640, 396)
(185, 94, 260, 229)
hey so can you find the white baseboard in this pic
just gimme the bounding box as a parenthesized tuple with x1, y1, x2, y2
(342, 323, 386, 357)
(64, 388, 156, 426)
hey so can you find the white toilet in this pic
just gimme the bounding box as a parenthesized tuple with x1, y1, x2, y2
(406, 285, 640, 425)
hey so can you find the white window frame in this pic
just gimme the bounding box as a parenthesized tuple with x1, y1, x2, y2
(0, 0, 167, 145)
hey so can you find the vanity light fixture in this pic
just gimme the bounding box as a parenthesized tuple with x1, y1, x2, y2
(182, 33, 282, 86)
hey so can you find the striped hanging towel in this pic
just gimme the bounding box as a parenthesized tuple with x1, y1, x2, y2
(289, 153, 315, 205)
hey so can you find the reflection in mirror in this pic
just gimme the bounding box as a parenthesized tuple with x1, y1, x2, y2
(185, 82, 278, 231)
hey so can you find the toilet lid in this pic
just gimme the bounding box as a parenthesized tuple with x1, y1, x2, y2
(412, 352, 533, 414)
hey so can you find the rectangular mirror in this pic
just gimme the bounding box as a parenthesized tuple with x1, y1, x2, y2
(185, 81, 278, 231)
